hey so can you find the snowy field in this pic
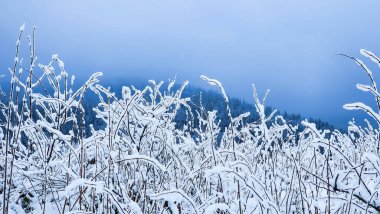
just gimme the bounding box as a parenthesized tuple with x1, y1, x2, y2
(1, 26, 380, 214)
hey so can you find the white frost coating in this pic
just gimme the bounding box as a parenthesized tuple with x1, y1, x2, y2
(168, 78, 175, 91)
(71, 75, 76, 85)
(65, 178, 105, 195)
(52, 54, 59, 60)
(204, 203, 231, 214)
(9, 202, 26, 214)
(200, 75, 228, 101)
(122, 86, 131, 100)
(64, 178, 86, 195)
(200, 75, 232, 120)
(116, 155, 167, 172)
(39, 64, 53, 75)
(344, 102, 380, 123)
(57, 58, 64, 68)
(127, 201, 143, 214)
(232, 112, 250, 124)
(356, 84, 380, 98)
(301, 120, 323, 138)
(150, 190, 198, 214)
(37, 120, 71, 141)
(252, 84, 265, 121)
(61, 70, 68, 77)
(356, 59, 373, 76)
(19, 23, 25, 32)
(361, 49, 380, 68)
(205, 166, 233, 178)
(357, 84, 371, 92)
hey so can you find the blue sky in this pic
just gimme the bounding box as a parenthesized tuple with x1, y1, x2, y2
(1, 0, 380, 128)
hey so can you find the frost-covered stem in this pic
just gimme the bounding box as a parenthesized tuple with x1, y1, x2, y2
(106, 95, 112, 214)
(339, 53, 380, 111)
(272, 154, 280, 207)
(28, 26, 36, 118)
(61, 72, 68, 128)
(206, 112, 225, 202)
(93, 127, 99, 213)
(46, 179, 63, 214)
(285, 166, 295, 214)
(342, 52, 380, 155)
(207, 114, 217, 166)
(63, 150, 71, 213)
(201, 75, 241, 208)
(326, 140, 331, 214)
(6, 66, 25, 214)
(237, 181, 243, 214)
(313, 148, 319, 213)
(200, 75, 234, 152)
(6, 147, 15, 211)
(296, 165, 305, 214)
(2, 25, 24, 214)
(79, 108, 84, 210)
(142, 179, 147, 214)
(347, 190, 354, 214)
(42, 165, 47, 214)
(365, 192, 377, 214)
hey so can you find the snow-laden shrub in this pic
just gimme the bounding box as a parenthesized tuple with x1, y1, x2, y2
(0, 25, 380, 214)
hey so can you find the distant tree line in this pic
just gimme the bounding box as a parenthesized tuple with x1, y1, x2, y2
(81, 82, 337, 133)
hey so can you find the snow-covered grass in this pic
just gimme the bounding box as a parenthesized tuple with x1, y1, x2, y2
(1, 26, 380, 214)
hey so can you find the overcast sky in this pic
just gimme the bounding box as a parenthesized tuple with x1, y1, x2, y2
(1, 0, 380, 128)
